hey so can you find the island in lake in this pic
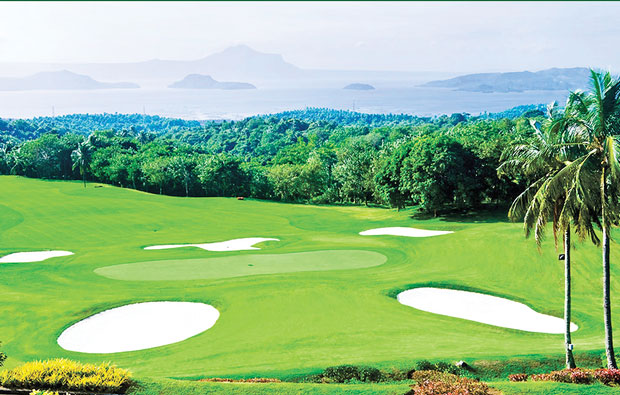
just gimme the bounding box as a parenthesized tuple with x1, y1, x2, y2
(343, 83, 375, 90)
(421, 67, 591, 93)
(169, 74, 257, 90)
(0, 70, 139, 91)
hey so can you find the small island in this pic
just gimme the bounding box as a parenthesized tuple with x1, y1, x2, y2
(343, 83, 375, 90)
(0, 70, 139, 91)
(169, 74, 256, 90)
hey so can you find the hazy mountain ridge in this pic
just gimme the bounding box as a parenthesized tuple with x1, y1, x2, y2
(422, 67, 592, 93)
(0, 70, 139, 91)
(169, 74, 256, 90)
(0, 45, 452, 88)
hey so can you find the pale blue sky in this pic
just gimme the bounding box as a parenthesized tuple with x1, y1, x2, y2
(0, 1, 618, 72)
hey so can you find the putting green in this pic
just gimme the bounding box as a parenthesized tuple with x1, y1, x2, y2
(95, 250, 387, 281)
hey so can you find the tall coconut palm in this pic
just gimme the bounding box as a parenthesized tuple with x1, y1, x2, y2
(560, 70, 620, 369)
(498, 102, 594, 368)
(71, 141, 91, 188)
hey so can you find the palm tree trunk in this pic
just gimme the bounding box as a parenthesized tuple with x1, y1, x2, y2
(601, 166, 617, 369)
(564, 226, 576, 369)
(603, 226, 618, 368)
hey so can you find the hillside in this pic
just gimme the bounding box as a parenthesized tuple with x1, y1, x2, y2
(0, 70, 139, 91)
(422, 67, 592, 93)
(343, 83, 375, 90)
(169, 74, 256, 90)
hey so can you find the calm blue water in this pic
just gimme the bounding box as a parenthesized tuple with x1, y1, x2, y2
(0, 87, 570, 120)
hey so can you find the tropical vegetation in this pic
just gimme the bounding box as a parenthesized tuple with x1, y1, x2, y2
(0, 106, 541, 213)
(500, 70, 620, 370)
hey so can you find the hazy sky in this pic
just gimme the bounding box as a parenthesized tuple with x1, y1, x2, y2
(0, 1, 618, 72)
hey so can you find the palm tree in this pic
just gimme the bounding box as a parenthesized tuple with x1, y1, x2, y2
(498, 102, 594, 369)
(71, 141, 91, 188)
(560, 70, 620, 369)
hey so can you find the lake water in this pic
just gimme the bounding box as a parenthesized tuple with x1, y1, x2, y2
(0, 87, 570, 120)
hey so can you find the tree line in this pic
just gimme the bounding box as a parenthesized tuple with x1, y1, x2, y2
(0, 108, 540, 213)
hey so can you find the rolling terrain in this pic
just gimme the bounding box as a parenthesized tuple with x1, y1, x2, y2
(1, 176, 620, 394)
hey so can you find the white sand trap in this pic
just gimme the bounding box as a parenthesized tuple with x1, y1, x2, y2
(360, 227, 453, 237)
(57, 301, 219, 353)
(0, 250, 73, 263)
(397, 287, 578, 334)
(144, 237, 279, 252)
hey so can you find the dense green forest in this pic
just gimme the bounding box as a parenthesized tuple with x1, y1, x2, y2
(0, 106, 546, 213)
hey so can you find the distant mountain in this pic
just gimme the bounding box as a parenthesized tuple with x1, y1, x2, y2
(0, 45, 450, 88)
(169, 74, 256, 90)
(34, 45, 303, 86)
(343, 83, 375, 90)
(0, 70, 139, 91)
(422, 67, 592, 93)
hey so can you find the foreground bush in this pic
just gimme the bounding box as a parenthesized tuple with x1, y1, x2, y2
(199, 377, 281, 383)
(508, 373, 528, 382)
(30, 391, 59, 395)
(0, 342, 6, 368)
(321, 365, 382, 383)
(0, 358, 133, 393)
(407, 371, 490, 395)
(414, 360, 462, 376)
(411, 370, 459, 384)
(594, 368, 620, 385)
(524, 368, 620, 385)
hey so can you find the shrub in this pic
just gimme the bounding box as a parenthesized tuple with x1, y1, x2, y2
(570, 369, 595, 384)
(531, 368, 602, 385)
(412, 360, 462, 376)
(30, 391, 59, 395)
(199, 377, 281, 383)
(508, 373, 528, 382)
(436, 361, 462, 375)
(412, 370, 459, 384)
(416, 360, 436, 371)
(408, 374, 490, 395)
(0, 342, 6, 368)
(380, 367, 408, 381)
(0, 358, 132, 393)
(321, 365, 382, 383)
(593, 368, 620, 385)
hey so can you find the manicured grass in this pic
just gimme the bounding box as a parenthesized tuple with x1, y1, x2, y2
(129, 378, 620, 395)
(130, 378, 412, 395)
(493, 381, 620, 394)
(95, 250, 386, 281)
(1, 176, 620, 382)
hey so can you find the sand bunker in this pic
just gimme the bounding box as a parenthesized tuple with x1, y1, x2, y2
(144, 237, 279, 252)
(57, 301, 219, 353)
(0, 250, 73, 263)
(397, 287, 578, 334)
(95, 250, 386, 281)
(360, 227, 453, 237)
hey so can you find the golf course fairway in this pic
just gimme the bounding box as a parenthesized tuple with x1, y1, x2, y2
(1, 176, 620, 380)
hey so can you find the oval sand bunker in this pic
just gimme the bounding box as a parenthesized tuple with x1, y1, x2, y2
(58, 301, 219, 353)
(397, 287, 577, 334)
(144, 237, 279, 252)
(0, 250, 73, 263)
(360, 227, 453, 237)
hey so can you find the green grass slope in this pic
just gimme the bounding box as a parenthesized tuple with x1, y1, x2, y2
(1, 176, 619, 380)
